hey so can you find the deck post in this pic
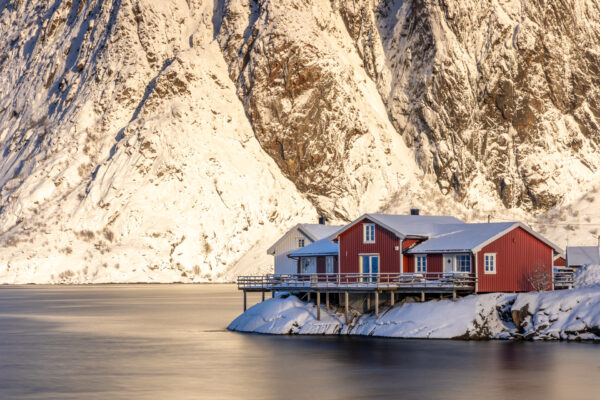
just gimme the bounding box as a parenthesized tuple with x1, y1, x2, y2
(375, 291, 379, 318)
(390, 291, 395, 306)
(345, 291, 349, 325)
(262, 291, 265, 301)
(243, 290, 247, 311)
(367, 293, 371, 311)
(317, 291, 321, 321)
(420, 291, 425, 302)
(326, 291, 330, 309)
(452, 289, 457, 301)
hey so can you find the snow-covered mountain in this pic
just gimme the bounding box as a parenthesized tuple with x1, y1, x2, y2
(0, 0, 598, 283)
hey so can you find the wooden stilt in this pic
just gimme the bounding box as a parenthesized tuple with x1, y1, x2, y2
(421, 291, 425, 302)
(345, 291, 349, 324)
(262, 291, 265, 301)
(272, 291, 275, 298)
(326, 291, 330, 309)
(243, 291, 247, 311)
(367, 293, 371, 311)
(375, 291, 379, 318)
(452, 289, 457, 301)
(390, 291, 395, 306)
(317, 291, 321, 321)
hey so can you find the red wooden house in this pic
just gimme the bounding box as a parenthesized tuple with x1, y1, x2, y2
(329, 214, 563, 293)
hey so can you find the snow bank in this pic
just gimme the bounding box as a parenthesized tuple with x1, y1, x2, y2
(230, 288, 600, 341)
(228, 295, 344, 335)
(573, 264, 600, 288)
(512, 287, 600, 340)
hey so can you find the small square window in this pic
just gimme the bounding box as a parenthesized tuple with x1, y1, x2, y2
(298, 238, 305, 248)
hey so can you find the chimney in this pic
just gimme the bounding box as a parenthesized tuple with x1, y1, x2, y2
(318, 216, 327, 225)
(410, 208, 420, 216)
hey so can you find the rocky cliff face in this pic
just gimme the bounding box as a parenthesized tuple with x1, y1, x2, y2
(218, 0, 600, 212)
(0, 0, 599, 283)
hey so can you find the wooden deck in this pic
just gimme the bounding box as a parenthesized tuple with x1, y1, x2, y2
(237, 272, 477, 321)
(238, 272, 477, 293)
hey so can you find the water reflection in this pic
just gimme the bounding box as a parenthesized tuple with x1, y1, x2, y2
(0, 285, 598, 400)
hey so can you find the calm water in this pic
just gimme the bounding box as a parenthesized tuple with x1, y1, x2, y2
(0, 285, 599, 400)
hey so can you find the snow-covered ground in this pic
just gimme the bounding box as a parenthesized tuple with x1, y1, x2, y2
(229, 266, 600, 341)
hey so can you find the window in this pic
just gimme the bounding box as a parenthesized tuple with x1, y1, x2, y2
(297, 238, 305, 248)
(484, 253, 496, 274)
(301, 257, 315, 273)
(326, 256, 334, 274)
(455, 254, 471, 272)
(363, 223, 375, 243)
(415, 255, 427, 273)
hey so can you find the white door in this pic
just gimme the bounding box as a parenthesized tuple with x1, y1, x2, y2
(443, 254, 454, 273)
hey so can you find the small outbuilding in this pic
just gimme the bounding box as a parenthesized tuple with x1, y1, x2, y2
(566, 246, 600, 268)
(288, 238, 338, 274)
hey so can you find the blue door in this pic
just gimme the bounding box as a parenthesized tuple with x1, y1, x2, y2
(361, 255, 379, 282)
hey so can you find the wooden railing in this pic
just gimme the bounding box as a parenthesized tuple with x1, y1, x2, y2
(554, 268, 574, 289)
(237, 272, 477, 291)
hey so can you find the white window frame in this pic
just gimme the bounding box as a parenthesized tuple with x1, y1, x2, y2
(297, 238, 305, 248)
(326, 256, 334, 274)
(363, 223, 375, 244)
(455, 254, 471, 273)
(484, 253, 496, 274)
(415, 255, 427, 273)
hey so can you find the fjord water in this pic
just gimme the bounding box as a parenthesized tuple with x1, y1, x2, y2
(0, 285, 598, 400)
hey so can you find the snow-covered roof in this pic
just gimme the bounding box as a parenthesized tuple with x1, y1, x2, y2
(567, 246, 600, 267)
(329, 213, 464, 240)
(267, 223, 344, 254)
(407, 222, 564, 254)
(299, 224, 343, 241)
(406, 222, 515, 253)
(288, 238, 338, 257)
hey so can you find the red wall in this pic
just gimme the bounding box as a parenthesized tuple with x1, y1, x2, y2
(428, 254, 443, 273)
(402, 239, 422, 272)
(554, 256, 566, 267)
(338, 218, 401, 274)
(316, 256, 338, 274)
(477, 227, 553, 292)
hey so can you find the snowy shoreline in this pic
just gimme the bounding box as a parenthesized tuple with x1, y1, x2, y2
(229, 266, 600, 341)
(228, 289, 600, 341)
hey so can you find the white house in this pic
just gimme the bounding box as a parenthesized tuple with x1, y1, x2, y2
(566, 246, 600, 268)
(267, 223, 343, 275)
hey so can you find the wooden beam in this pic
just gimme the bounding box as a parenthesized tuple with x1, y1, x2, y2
(317, 291, 321, 321)
(345, 291, 349, 325)
(366, 293, 371, 311)
(326, 291, 330, 309)
(243, 290, 247, 311)
(262, 291, 265, 301)
(375, 291, 379, 318)
(421, 291, 425, 302)
(390, 291, 395, 306)
(452, 289, 457, 301)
